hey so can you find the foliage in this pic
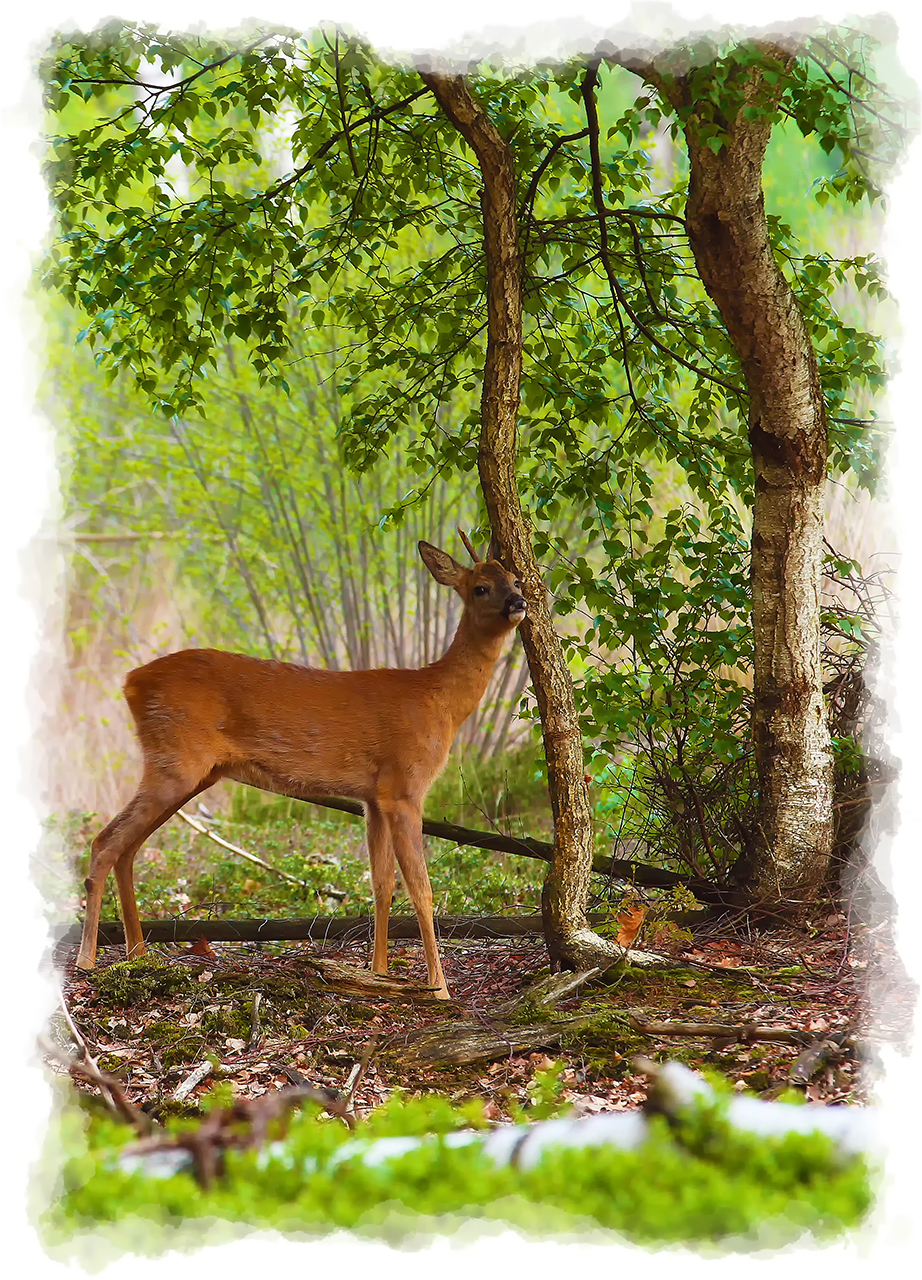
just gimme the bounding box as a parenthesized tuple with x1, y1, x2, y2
(45, 792, 548, 931)
(43, 295, 533, 758)
(45, 1081, 872, 1248)
(40, 21, 911, 879)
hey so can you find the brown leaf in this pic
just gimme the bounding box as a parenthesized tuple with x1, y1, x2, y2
(528, 1053, 557, 1073)
(188, 937, 217, 958)
(616, 904, 647, 947)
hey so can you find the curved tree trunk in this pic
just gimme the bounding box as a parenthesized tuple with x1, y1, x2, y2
(419, 68, 622, 971)
(635, 45, 834, 903)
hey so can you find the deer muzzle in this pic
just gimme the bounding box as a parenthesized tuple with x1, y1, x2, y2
(504, 595, 527, 623)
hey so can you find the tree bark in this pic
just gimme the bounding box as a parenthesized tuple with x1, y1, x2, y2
(624, 45, 834, 904)
(418, 68, 624, 972)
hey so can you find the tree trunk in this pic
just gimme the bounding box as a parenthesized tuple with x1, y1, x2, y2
(419, 68, 624, 971)
(646, 46, 834, 903)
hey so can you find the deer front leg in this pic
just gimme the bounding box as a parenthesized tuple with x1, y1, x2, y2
(365, 801, 396, 977)
(386, 800, 449, 1000)
(113, 846, 146, 960)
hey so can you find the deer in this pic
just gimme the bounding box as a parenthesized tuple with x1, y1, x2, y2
(74, 532, 527, 999)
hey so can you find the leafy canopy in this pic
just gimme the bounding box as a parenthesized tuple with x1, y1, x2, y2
(42, 21, 909, 873)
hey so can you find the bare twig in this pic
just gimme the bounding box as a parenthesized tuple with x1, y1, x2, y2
(171, 1060, 214, 1102)
(627, 1014, 810, 1046)
(789, 1033, 852, 1087)
(57, 988, 97, 1055)
(246, 991, 263, 1052)
(122, 1084, 355, 1187)
(39, 1033, 153, 1133)
(343, 1034, 379, 1105)
(176, 808, 310, 887)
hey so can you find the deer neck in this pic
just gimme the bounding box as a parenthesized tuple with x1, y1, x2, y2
(427, 612, 508, 727)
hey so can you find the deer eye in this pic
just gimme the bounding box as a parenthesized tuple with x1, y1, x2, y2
(513, 580, 522, 590)
(474, 585, 490, 597)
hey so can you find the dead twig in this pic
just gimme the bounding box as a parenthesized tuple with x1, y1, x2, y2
(39, 1033, 153, 1134)
(343, 1037, 379, 1113)
(122, 1084, 352, 1188)
(401, 1014, 595, 1067)
(171, 1060, 215, 1102)
(177, 808, 310, 888)
(627, 1013, 811, 1047)
(788, 1033, 853, 1087)
(246, 991, 263, 1052)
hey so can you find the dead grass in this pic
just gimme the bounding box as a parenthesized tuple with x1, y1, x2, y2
(45, 552, 190, 816)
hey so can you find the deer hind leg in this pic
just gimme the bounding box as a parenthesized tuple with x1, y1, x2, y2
(385, 798, 449, 1000)
(365, 800, 395, 977)
(76, 766, 219, 971)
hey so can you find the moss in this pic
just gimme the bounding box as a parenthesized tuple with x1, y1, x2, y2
(140, 1019, 207, 1070)
(151, 1098, 201, 1121)
(200, 1007, 251, 1039)
(141, 1019, 187, 1046)
(742, 1069, 773, 1092)
(96, 1055, 129, 1075)
(90, 954, 196, 1006)
(45, 1085, 873, 1249)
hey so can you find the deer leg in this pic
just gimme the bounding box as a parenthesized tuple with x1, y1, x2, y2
(112, 845, 147, 961)
(386, 800, 449, 999)
(365, 800, 395, 976)
(76, 769, 217, 970)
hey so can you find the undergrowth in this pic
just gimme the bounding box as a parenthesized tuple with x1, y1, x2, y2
(44, 1081, 872, 1252)
(43, 749, 551, 928)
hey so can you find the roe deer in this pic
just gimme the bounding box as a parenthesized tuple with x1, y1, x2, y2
(75, 533, 527, 999)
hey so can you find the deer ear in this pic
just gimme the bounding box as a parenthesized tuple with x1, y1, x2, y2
(418, 541, 466, 587)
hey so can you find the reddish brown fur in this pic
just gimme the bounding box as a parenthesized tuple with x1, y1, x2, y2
(75, 538, 527, 998)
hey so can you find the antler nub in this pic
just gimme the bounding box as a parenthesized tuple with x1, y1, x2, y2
(457, 527, 480, 564)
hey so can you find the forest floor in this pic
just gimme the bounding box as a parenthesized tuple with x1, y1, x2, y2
(48, 900, 914, 1124)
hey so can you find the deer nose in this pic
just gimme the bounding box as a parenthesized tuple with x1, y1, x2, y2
(504, 594, 527, 621)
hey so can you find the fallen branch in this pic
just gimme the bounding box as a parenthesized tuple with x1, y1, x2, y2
(627, 1014, 811, 1047)
(116, 1059, 881, 1185)
(299, 953, 448, 1001)
(400, 1014, 593, 1066)
(299, 795, 728, 901)
(246, 991, 263, 1052)
(176, 809, 310, 888)
(56, 913, 561, 948)
(634, 1058, 878, 1155)
(493, 968, 601, 1017)
(788, 1033, 852, 1087)
(344, 1038, 379, 1113)
(171, 1060, 214, 1102)
(39, 1032, 152, 1134)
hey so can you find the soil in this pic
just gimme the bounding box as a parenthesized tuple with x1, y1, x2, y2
(47, 903, 915, 1124)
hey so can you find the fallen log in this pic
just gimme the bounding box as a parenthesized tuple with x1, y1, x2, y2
(627, 1014, 812, 1047)
(54, 914, 559, 949)
(299, 795, 730, 902)
(116, 1058, 881, 1185)
(788, 1033, 852, 1087)
(399, 1015, 594, 1066)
